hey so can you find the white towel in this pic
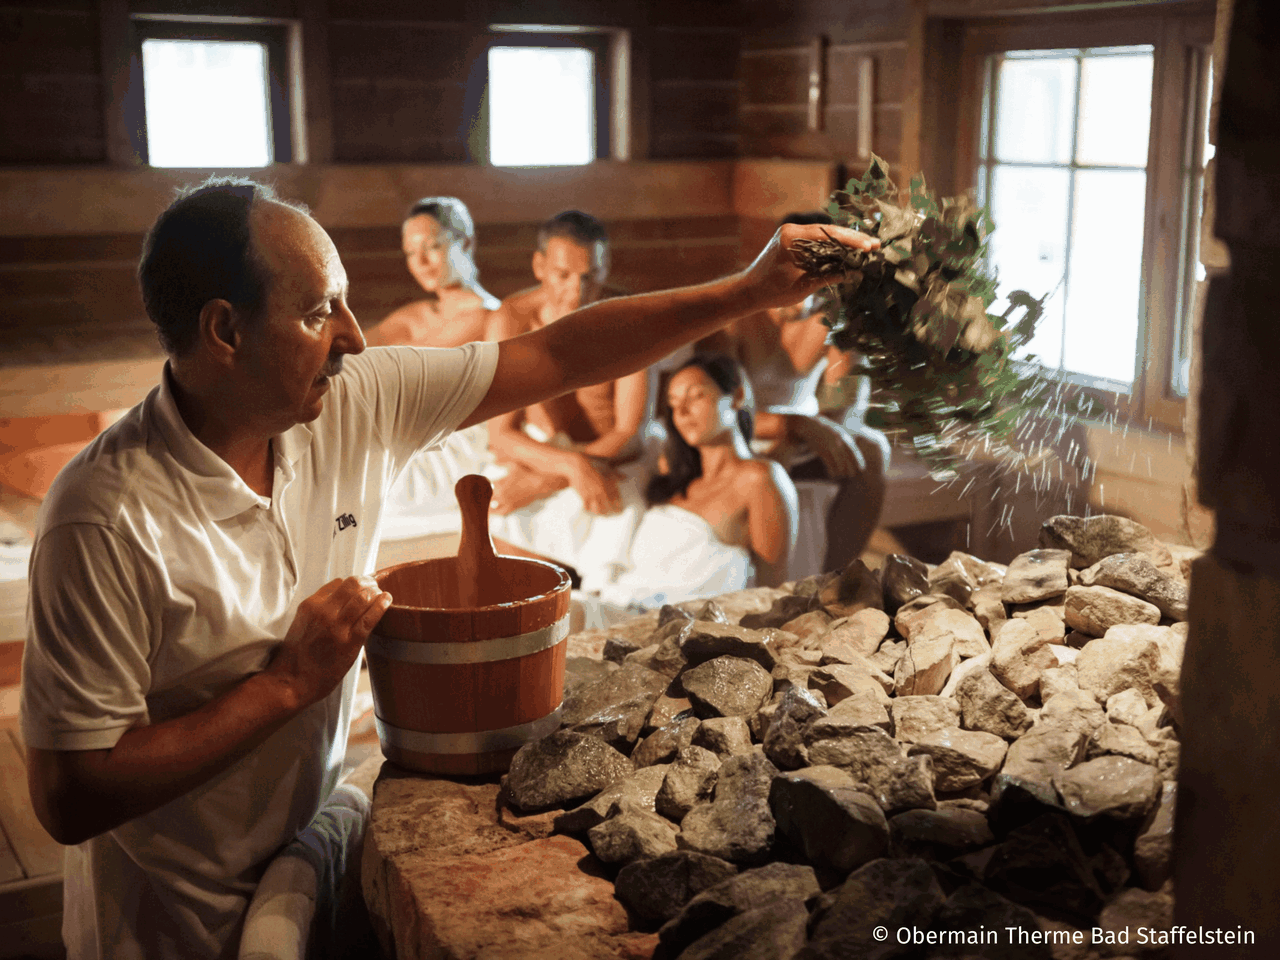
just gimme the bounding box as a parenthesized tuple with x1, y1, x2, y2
(238, 784, 373, 960)
(591, 504, 755, 610)
(380, 424, 494, 541)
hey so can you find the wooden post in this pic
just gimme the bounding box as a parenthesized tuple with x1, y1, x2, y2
(1175, 0, 1280, 954)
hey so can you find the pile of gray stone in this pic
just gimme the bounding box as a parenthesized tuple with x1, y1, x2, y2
(502, 514, 1192, 959)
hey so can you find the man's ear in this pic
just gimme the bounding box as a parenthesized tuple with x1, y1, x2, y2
(531, 249, 547, 283)
(198, 299, 242, 365)
(731, 385, 747, 410)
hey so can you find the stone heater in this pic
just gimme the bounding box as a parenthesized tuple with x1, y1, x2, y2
(362, 513, 1191, 958)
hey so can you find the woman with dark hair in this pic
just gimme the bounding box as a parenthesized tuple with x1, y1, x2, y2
(576, 354, 799, 621)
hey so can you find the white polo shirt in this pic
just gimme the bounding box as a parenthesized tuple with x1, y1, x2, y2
(20, 342, 498, 960)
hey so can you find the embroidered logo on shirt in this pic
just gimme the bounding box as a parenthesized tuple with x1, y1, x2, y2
(334, 512, 358, 534)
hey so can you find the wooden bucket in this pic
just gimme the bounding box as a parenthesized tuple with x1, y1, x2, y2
(366, 477, 572, 775)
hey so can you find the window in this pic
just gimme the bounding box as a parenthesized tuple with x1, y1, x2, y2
(481, 27, 629, 166)
(978, 45, 1155, 387)
(131, 17, 298, 167)
(957, 5, 1214, 430)
(488, 45, 596, 166)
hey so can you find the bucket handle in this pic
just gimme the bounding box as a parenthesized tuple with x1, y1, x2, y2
(455, 474, 498, 609)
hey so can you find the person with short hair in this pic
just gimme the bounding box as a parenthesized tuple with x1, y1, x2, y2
(365, 196, 499, 347)
(486, 210, 645, 518)
(20, 176, 876, 958)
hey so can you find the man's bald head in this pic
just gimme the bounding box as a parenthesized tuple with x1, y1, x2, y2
(138, 177, 310, 355)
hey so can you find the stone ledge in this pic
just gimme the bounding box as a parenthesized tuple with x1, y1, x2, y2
(362, 768, 659, 960)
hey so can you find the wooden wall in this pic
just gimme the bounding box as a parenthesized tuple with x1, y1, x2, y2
(0, 1, 105, 165)
(0, 158, 834, 415)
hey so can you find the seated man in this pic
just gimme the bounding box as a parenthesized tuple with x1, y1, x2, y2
(699, 211, 890, 575)
(365, 196, 499, 347)
(486, 211, 648, 524)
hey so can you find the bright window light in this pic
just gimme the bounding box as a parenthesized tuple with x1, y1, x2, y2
(141, 39, 272, 168)
(488, 46, 594, 166)
(979, 46, 1154, 388)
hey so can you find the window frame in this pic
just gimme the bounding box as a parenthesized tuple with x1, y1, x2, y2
(953, 3, 1215, 434)
(129, 15, 298, 167)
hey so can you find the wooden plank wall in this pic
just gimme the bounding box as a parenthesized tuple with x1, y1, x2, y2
(0, 1, 105, 165)
(738, 0, 911, 168)
(0, 161, 760, 376)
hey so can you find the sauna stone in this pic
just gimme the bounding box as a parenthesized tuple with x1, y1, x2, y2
(907, 727, 1008, 792)
(673, 899, 809, 960)
(655, 862, 821, 960)
(985, 814, 1110, 923)
(506, 730, 634, 811)
(906, 607, 990, 659)
(559, 662, 669, 728)
(694, 715, 755, 758)
(990, 618, 1056, 700)
(927, 553, 978, 605)
(955, 669, 1031, 741)
(1040, 514, 1173, 569)
(681, 656, 774, 719)
(655, 746, 720, 821)
(1001, 548, 1071, 604)
(810, 661, 894, 704)
(1086, 722, 1158, 767)
(676, 753, 779, 864)
(1064, 584, 1161, 636)
(632, 716, 700, 768)
(587, 800, 679, 865)
(816, 557, 883, 614)
(804, 859, 945, 960)
(892, 633, 957, 697)
(1133, 783, 1176, 890)
(817, 607, 890, 656)
(889, 695, 962, 744)
(552, 763, 671, 834)
(881, 554, 931, 612)
(806, 726, 906, 783)
(679, 621, 779, 672)
(805, 690, 891, 737)
(768, 768, 889, 875)
(1080, 552, 1189, 620)
(761, 685, 827, 770)
(612, 850, 739, 925)
(1074, 626, 1166, 706)
(1054, 756, 1162, 821)
(889, 807, 994, 858)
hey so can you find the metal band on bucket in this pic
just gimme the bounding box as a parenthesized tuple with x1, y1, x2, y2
(366, 614, 569, 666)
(375, 706, 563, 755)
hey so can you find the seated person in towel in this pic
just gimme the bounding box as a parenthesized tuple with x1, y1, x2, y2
(580, 354, 800, 617)
(375, 198, 504, 540)
(365, 196, 499, 347)
(486, 211, 648, 518)
(699, 211, 890, 573)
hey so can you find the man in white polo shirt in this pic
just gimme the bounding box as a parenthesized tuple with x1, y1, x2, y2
(19, 178, 876, 959)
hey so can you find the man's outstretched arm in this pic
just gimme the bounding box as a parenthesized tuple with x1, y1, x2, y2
(461, 223, 876, 429)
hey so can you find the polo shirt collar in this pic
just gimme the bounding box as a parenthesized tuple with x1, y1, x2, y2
(151, 364, 314, 521)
